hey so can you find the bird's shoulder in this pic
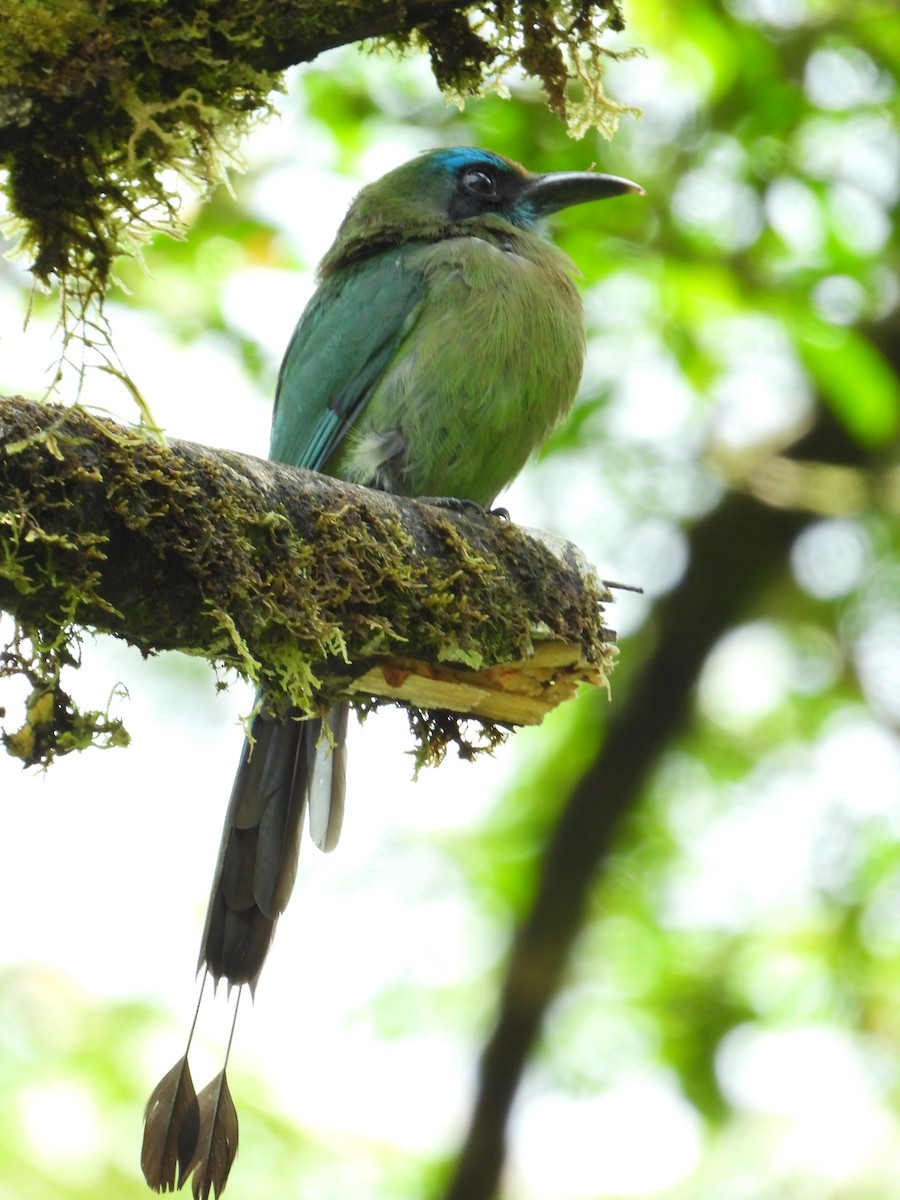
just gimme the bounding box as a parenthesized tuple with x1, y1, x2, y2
(270, 246, 428, 469)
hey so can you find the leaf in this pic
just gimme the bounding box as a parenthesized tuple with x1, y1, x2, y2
(141, 1056, 200, 1192)
(798, 324, 900, 447)
(180, 1070, 240, 1200)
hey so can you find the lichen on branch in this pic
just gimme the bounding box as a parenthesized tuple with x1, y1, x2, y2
(0, 0, 637, 306)
(0, 396, 616, 769)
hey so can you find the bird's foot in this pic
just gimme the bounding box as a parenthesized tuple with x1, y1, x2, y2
(419, 496, 510, 520)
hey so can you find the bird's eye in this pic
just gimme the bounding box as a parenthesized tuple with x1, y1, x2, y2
(462, 168, 498, 197)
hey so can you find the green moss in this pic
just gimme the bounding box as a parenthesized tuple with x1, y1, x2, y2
(1, 400, 613, 768)
(1, 631, 129, 767)
(401, 1, 639, 139)
(0, 0, 279, 300)
(0, 0, 100, 89)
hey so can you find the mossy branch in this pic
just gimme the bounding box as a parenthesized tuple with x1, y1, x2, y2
(0, 1, 634, 302)
(0, 395, 616, 767)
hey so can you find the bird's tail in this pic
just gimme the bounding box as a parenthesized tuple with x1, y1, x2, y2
(199, 699, 349, 990)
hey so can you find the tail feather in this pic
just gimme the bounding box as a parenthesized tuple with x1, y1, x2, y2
(199, 701, 349, 989)
(253, 718, 316, 917)
(308, 702, 349, 853)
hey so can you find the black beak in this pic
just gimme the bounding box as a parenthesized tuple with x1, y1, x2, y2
(524, 170, 645, 216)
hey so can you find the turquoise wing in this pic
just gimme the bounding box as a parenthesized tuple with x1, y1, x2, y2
(269, 248, 425, 473)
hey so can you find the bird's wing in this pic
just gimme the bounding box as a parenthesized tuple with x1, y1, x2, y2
(270, 248, 426, 470)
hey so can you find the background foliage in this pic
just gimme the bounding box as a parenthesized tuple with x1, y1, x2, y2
(1, 0, 899, 1197)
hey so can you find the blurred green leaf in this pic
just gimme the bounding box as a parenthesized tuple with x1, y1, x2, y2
(797, 324, 900, 446)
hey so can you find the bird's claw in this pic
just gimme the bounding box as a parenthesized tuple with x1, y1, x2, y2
(420, 496, 510, 520)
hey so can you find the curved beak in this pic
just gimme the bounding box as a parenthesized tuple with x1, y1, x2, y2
(523, 170, 645, 216)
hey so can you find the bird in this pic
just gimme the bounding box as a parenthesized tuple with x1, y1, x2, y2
(143, 147, 642, 1197)
(198, 147, 642, 993)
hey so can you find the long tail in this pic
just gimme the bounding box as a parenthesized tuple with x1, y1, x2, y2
(199, 700, 349, 990)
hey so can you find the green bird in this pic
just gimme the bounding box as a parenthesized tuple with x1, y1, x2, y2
(199, 147, 643, 991)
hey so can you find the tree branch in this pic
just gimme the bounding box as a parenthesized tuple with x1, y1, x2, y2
(245, 1, 472, 72)
(0, 396, 615, 763)
(1, 1, 630, 295)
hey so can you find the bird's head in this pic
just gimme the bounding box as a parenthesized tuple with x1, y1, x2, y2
(320, 147, 643, 274)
